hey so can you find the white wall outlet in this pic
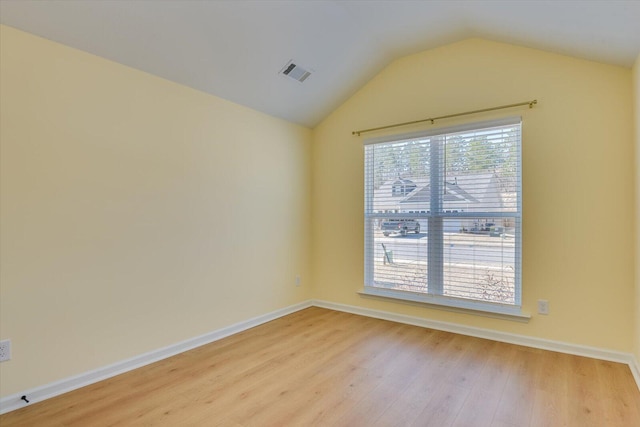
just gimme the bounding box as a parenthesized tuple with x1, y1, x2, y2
(537, 299, 549, 315)
(295, 275, 301, 287)
(0, 339, 11, 362)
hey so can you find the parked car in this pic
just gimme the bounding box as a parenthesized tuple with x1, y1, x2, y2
(464, 222, 495, 234)
(381, 219, 420, 236)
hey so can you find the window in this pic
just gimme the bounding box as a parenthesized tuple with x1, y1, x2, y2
(392, 178, 416, 197)
(364, 118, 522, 316)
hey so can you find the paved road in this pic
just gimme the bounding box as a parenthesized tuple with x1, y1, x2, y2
(375, 232, 515, 266)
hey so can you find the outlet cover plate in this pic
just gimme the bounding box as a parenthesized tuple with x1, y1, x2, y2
(0, 339, 11, 362)
(537, 299, 549, 315)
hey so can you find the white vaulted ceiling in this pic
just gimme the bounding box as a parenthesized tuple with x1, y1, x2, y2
(1, 0, 639, 128)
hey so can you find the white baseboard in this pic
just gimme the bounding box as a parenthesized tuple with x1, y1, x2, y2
(0, 300, 313, 415)
(630, 356, 640, 391)
(3, 298, 638, 415)
(312, 299, 640, 391)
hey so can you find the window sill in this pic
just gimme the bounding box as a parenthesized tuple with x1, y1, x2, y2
(359, 286, 531, 323)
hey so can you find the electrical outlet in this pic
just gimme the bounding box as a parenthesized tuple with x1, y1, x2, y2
(537, 299, 549, 315)
(0, 339, 11, 362)
(295, 275, 301, 287)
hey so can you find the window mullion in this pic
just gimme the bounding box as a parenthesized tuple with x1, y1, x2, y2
(428, 137, 443, 295)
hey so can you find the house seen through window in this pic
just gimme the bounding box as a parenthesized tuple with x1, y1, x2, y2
(364, 118, 522, 315)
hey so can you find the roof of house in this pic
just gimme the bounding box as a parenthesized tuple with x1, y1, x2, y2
(373, 173, 503, 212)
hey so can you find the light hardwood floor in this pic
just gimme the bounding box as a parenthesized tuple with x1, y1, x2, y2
(2, 307, 639, 426)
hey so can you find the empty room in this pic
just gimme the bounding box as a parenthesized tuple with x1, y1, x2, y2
(1, 0, 640, 425)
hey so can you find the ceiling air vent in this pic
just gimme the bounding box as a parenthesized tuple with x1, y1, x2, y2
(280, 60, 312, 83)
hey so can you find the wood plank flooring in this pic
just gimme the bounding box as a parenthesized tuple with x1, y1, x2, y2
(2, 307, 639, 426)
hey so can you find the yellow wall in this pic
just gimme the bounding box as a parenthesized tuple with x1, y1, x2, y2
(634, 52, 640, 363)
(312, 38, 635, 352)
(0, 25, 312, 397)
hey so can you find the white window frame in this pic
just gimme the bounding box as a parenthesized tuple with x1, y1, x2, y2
(363, 117, 526, 320)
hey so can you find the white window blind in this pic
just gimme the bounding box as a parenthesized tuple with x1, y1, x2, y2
(364, 118, 522, 315)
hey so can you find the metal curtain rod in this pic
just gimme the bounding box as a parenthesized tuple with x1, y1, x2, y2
(352, 99, 538, 136)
